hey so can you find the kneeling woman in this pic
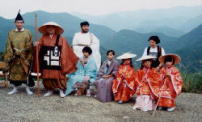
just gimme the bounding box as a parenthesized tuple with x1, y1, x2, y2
(133, 55, 161, 111)
(157, 54, 183, 112)
(66, 46, 97, 96)
(112, 52, 137, 104)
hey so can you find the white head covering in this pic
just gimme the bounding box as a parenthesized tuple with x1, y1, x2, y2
(117, 52, 137, 60)
(39, 21, 64, 34)
(136, 55, 156, 61)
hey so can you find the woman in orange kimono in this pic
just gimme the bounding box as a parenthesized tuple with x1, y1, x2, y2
(112, 52, 137, 104)
(34, 22, 78, 97)
(133, 55, 161, 111)
(158, 54, 183, 112)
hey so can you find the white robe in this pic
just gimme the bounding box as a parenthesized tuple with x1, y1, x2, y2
(72, 32, 101, 69)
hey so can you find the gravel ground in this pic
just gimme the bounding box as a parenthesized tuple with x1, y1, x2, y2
(0, 86, 201, 122)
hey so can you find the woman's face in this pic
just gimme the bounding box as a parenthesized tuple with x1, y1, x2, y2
(143, 60, 152, 68)
(46, 26, 56, 35)
(165, 61, 173, 67)
(149, 40, 157, 47)
(123, 59, 131, 65)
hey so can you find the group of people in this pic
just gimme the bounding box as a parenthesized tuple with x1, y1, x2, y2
(1, 11, 183, 112)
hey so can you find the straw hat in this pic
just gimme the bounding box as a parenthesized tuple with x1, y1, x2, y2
(117, 52, 137, 60)
(159, 54, 181, 65)
(136, 55, 156, 61)
(39, 22, 64, 34)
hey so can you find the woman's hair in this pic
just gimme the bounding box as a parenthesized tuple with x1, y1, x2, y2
(82, 46, 92, 55)
(121, 58, 133, 67)
(140, 59, 153, 69)
(106, 50, 115, 55)
(164, 56, 175, 64)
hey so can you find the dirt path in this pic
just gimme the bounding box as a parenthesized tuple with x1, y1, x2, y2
(0, 87, 201, 122)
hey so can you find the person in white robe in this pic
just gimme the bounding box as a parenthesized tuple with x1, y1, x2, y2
(72, 21, 101, 69)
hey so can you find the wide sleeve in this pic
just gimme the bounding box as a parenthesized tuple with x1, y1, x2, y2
(23, 31, 33, 62)
(170, 67, 183, 95)
(86, 58, 97, 82)
(112, 66, 122, 93)
(111, 60, 119, 76)
(4, 32, 13, 63)
(97, 61, 106, 78)
(161, 47, 166, 56)
(61, 37, 79, 74)
(142, 47, 148, 57)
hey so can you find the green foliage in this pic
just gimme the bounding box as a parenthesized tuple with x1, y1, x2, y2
(182, 72, 202, 93)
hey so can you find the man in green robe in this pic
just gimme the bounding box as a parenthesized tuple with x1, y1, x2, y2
(4, 11, 34, 95)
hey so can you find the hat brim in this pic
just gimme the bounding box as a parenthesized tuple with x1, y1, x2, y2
(159, 54, 181, 65)
(117, 53, 137, 60)
(39, 25, 64, 35)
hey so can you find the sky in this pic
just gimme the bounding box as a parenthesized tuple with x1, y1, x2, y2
(0, 0, 201, 19)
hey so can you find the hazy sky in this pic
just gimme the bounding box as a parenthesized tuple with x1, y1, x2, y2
(0, 0, 202, 19)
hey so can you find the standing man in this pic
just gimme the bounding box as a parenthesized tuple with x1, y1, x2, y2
(36, 22, 78, 97)
(4, 11, 34, 95)
(142, 36, 165, 68)
(72, 21, 101, 69)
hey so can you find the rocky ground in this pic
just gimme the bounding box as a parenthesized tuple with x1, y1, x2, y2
(0, 86, 201, 122)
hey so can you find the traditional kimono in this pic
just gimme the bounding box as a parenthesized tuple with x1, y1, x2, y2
(66, 56, 97, 95)
(72, 32, 101, 69)
(158, 66, 183, 108)
(95, 59, 119, 102)
(4, 28, 33, 86)
(36, 35, 78, 91)
(133, 68, 161, 111)
(112, 65, 136, 102)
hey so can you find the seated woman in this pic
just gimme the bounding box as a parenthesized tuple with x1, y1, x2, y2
(94, 50, 119, 102)
(112, 52, 137, 104)
(66, 46, 97, 96)
(157, 54, 183, 112)
(133, 55, 161, 112)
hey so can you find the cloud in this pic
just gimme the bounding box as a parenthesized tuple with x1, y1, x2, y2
(0, 0, 201, 18)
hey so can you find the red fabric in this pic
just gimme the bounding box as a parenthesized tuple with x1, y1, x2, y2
(33, 35, 78, 80)
(135, 68, 161, 100)
(112, 65, 136, 102)
(158, 66, 183, 107)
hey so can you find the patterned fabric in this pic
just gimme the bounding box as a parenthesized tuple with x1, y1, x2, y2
(112, 65, 136, 102)
(4, 29, 33, 81)
(158, 66, 183, 107)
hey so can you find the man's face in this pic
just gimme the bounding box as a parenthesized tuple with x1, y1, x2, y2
(81, 25, 89, 33)
(149, 40, 157, 47)
(46, 26, 56, 35)
(15, 21, 24, 30)
(107, 52, 114, 60)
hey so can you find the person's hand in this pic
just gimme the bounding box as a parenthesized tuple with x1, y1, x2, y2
(14, 48, 21, 56)
(102, 75, 112, 79)
(83, 76, 90, 81)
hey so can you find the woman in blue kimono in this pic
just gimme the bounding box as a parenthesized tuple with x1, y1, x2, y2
(66, 46, 97, 96)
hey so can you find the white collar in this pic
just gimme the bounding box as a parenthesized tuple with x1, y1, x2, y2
(15, 28, 25, 32)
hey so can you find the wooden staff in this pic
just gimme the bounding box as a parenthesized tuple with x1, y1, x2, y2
(34, 13, 40, 96)
(152, 76, 168, 116)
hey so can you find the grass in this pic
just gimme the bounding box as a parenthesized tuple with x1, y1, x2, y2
(182, 72, 202, 93)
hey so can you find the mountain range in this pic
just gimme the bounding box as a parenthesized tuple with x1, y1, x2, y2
(0, 9, 201, 73)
